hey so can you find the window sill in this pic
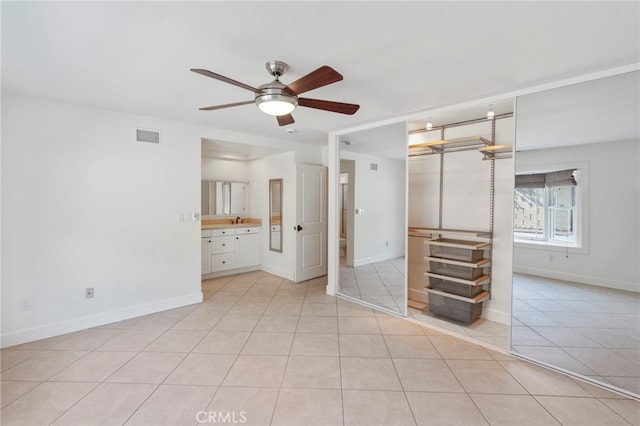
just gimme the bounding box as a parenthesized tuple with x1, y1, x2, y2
(514, 239, 587, 254)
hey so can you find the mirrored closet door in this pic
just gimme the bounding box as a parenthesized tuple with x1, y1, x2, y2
(336, 122, 408, 315)
(511, 70, 640, 397)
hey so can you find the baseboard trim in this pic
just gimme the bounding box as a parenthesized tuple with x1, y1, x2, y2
(0, 292, 203, 349)
(353, 251, 404, 267)
(201, 265, 260, 280)
(514, 265, 639, 293)
(258, 265, 294, 282)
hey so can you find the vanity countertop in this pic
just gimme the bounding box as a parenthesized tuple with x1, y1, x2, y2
(201, 218, 262, 230)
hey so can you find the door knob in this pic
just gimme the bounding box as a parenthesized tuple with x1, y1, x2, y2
(293, 225, 303, 232)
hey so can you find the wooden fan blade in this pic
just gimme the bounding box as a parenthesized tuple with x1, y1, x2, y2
(298, 98, 360, 115)
(277, 114, 295, 126)
(191, 68, 258, 93)
(199, 100, 255, 111)
(284, 66, 343, 95)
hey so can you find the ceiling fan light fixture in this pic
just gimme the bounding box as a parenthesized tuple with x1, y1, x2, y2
(256, 94, 297, 116)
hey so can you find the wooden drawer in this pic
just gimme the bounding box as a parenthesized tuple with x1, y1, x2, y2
(211, 228, 234, 237)
(212, 236, 235, 253)
(211, 253, 235, 271)
(234, 227, 261, 235)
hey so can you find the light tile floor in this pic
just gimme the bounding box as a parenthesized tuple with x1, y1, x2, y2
(512, 273, 640, 397)
(1, 271, 638, 425)
(337, 257, 510, 350)
(338, 257, 406, 314)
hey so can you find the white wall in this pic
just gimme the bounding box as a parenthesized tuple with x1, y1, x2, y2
(201, 158, 250, 182)
(514, 139, 640, 292)
(1, 92, 210, 347)
(339, 150, 406, 266)
(407, 118, 515, 324)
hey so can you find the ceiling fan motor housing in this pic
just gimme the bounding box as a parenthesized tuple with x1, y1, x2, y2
(255, 79, 298, 116)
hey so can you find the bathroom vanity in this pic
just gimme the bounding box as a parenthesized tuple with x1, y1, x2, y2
(201, 223, 261, 277)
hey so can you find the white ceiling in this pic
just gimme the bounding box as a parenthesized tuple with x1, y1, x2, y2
(515, 70, 640, 150)
(2, 2, 639, 151)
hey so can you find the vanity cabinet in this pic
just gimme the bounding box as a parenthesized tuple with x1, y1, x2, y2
(201, 234, 212, 274)
(235, 228, 261, 268)
(202, 227, 261, 275)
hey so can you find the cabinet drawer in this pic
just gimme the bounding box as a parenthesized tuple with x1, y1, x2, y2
(212, 236, 235, 253)
(211, 253, 235, 271)
(211, 228, 234, 237)
(201, 230, 212, 238)
(235, 227, 261, 235)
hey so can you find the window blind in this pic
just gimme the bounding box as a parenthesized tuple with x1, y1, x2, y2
(515, 169, 576, 189)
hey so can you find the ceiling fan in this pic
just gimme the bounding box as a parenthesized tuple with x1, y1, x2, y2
(191, 60, 360, 126)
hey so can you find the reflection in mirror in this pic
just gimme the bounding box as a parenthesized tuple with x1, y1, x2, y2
(269, 179, 283, 252)
(336, 122, 407, 315)
(512, 71, 640, 398)
(201, 180, 246, 216)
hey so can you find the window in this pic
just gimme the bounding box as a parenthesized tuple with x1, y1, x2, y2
(514, 168, 580, 247)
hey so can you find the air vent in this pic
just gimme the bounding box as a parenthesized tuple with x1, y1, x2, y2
(136, 128, 161, 144)
(370, 163, 378, 171)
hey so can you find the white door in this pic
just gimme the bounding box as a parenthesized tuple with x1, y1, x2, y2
(295, 164, 327, 282)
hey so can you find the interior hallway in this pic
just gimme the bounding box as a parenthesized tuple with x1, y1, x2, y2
(1, 271, 638, 425)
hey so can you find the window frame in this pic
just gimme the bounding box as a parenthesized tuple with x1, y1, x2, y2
(513, 162, 588, 254)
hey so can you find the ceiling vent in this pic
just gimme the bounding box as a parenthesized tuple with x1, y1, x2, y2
(136, 128, 161, 144)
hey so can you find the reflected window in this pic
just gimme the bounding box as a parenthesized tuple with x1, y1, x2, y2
(514, 168, 580, 246)
(514, 187, 546, 240)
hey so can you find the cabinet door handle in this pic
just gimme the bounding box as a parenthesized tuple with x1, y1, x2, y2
(208, 240, 211, 243)
(236, 237, 239, 240)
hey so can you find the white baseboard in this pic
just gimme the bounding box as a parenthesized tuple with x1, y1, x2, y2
(258, 264, 294, 282)
(514, 265, 639, 293)
(353, 251, 405, 267)
(201, 265, 260, 280)
(1, 292, 203, 349)
(481, 306, 511, 325)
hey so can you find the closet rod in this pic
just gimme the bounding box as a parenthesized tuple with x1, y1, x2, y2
(408, 112, 513, 135)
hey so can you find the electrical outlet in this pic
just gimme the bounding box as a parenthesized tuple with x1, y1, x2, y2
(85, 287, 94, 299)
(192, 212, 200, 221)
(20, 298, 32, 311)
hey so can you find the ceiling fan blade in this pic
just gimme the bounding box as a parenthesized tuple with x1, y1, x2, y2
(284, 66, 343, 95)
(277, 114, 295, 126)
(191, 68, 258, 93)
(199, 100, 255, 111)
(298, 98, 360, 115)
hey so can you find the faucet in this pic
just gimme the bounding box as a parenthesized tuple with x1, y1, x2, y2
(235, 216, 241, 224)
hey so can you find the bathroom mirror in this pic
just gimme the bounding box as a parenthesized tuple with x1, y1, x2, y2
(336, 122, 408, 315)
(201, 180, 246, 216)
(269, 178, 283, 252)
(511, 70, 640, 398)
